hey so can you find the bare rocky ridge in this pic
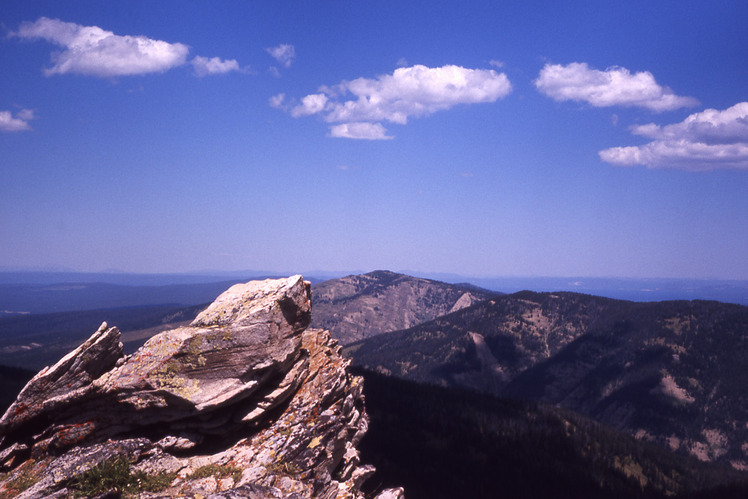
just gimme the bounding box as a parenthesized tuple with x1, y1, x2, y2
(311, 270, 497, 345)
(0, 275, 403, 499)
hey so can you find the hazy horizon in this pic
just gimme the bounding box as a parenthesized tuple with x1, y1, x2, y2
(2, 267, 747, 307)
(4, 265, 748, 283)
(2, 2, 747, 280)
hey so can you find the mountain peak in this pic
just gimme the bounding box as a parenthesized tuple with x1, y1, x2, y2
(311, 272, 498, 344)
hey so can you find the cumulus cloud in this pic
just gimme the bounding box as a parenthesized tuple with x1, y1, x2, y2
(0, 109, 34, 132)
(329, 122, 393, 140)
(535, 62, 699, 112)
(12, 17, 241, 79)
(12, 17, 189, 77)
(291, 93, 329, 117)
(266, 44, 295, 68)
(191, 56, 241, 77)
(275, 64, 512, 139)
(599, 102, 748, 171)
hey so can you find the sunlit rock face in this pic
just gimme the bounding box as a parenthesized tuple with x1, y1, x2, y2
(0, 275, 403, 499)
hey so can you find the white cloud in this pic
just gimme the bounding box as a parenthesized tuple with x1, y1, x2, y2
(291, 93, 329, 117)
(13, 17, 241, 79)
(191, 56, 241, 77)
(266, 44, 295, 68)
(268, 93, 287, 109)
(329, 122, 393, 140)
(630, 103, 748, 144)
(276, 64, 512, 139)
(535, 62, 699, 112)
(599, 102, 748, 171)
(13, 17, 189, 77)
(326, 65, 512, 124)
(489, 59, 504, 68)
(0, 109, 34, 132)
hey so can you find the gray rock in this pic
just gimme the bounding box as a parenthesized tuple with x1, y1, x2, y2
(0, 275, 400, 498)
(375, 488, 406, 499)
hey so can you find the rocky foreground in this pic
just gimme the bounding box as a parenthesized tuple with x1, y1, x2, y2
(0, 275, 403, 498)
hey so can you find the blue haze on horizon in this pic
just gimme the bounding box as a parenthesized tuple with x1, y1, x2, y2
(1, 1, 747, 280)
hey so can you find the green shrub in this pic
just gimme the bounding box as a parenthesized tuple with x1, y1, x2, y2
(69, 457, 176, 497)
(188, 463, 243, 482)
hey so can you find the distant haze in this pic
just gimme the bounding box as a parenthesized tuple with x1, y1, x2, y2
(1, 271, 746, 312)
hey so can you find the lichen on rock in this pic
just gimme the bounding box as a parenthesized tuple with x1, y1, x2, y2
(0, 275, 402, 499)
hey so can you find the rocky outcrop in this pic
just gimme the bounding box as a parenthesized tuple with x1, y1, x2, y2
(0, 275, 403, 499)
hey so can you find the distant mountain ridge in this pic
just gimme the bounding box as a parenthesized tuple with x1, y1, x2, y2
(0, 271, 334, 316)
(1, 270, 745, 315)
(414, 275, 748, 306)
(347, 289, 748, 468)
(310, 270, 500, 344)
(0, 281, 244, 316)
(346, 291, 614, 391)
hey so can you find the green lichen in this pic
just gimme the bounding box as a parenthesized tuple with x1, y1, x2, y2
(152, 358, 199, 397)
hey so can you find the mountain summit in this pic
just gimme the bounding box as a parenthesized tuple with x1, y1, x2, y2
(311, 270, 498, 344)
(0, 276, 402, 499)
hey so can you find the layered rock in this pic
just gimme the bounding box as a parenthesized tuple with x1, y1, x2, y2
(0, 275, 402, 499)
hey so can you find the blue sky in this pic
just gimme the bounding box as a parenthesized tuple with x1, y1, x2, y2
(1, 1, 747, 279)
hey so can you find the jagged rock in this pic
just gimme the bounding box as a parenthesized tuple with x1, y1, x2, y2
(0, 276, 402, 499)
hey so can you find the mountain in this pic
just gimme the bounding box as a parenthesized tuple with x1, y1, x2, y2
(347, 290, 748, 468)
(421, 275, 748, 306)
(310, 270, 499, 344)
(345, 291, 616, 392)
(2, 274, 747, 497)
(0, 276, 402, 499)
(355, 368, 748, 499)
(504, 297, 748, 469)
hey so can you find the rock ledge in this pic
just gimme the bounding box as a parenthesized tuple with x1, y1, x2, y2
(0, 276, 403, 499)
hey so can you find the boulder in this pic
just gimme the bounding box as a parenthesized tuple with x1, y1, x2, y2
(0, 275, 401, 499)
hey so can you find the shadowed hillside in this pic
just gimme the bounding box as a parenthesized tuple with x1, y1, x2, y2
(355, 368, 748, 499)
(348, 291, 748, 468)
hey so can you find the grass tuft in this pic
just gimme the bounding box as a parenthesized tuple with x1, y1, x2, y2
(69, 456, 176, 497)
(188, 463, 243, 482)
